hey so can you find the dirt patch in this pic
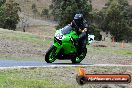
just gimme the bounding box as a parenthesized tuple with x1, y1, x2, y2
(0, 38, 48, 61)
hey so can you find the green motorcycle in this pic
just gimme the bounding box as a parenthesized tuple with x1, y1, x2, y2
(45, 25, 87, 63)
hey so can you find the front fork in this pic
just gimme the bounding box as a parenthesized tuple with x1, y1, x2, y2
(53, 42, 62, 56)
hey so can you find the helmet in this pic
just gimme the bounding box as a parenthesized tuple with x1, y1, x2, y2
(74, 14, 83, 20)
(74, 14, 84, 27)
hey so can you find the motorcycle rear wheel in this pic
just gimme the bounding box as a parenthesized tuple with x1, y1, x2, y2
(71, 48, 87, 64)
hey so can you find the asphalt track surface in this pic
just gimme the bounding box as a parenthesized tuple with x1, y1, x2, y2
(0, 60, 91, 67)
(0, 60, 131, 69)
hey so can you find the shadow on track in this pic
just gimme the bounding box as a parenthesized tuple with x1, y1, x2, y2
(48, 63, 93, 66)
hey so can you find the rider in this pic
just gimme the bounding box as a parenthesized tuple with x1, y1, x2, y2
(70, 14, 88, 54)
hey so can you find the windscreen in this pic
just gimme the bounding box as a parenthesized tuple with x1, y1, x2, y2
(61, 25, 72, 35)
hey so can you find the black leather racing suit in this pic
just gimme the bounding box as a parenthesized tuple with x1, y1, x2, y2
(70, 19, 88, 54)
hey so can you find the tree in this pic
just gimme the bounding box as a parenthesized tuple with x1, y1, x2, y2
(41, 8, 49, 19)
(32, 3, 38, 18)
(2, 0, 21, 31)
(0, 0, 6, 7)
(101, 0, 130, 41)
(91, 9, 106, 29)
(50, 0, 92, 28)
(89, 23, 102, 41)
(0, 0, 21, 31)
(19, 16, 28, 32)
(0, 0, 6, 27)
(125, 5, 132, 42)
(0, 6, 4, 27)
(127, 5, 132, 28)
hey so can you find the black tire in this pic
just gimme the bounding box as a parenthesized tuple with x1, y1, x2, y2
(71, 48, 87, 64)
(45, 45, 56, 63)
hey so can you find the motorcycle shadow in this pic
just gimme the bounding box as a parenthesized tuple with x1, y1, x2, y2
(50, 63, 92, 66)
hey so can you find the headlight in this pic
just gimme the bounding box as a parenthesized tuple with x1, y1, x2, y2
(54, 37, 62, 45)
(55, 33, 63, 40)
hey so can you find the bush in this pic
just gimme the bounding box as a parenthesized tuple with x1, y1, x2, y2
(0, 0, 6, 7)
(50, 0, 92, 28)
(89, 24, 102, 41)
(41, 8, 49, 17)
(0, 0, 21, 31)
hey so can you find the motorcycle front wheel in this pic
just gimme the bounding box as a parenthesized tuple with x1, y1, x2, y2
(45, 45, 57, 63)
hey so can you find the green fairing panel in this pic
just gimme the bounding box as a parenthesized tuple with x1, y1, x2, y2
(54, 25, 79, 55)
(62, 31, 79, 54)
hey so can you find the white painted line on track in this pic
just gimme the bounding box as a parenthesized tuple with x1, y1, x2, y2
(0, 64, 132, 69)
(91, 64, 132, 67)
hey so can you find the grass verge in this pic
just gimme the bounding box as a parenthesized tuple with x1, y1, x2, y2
(0, 28, 53, 46)
(0, 67, 131, 88)
(0, 68, 74, 88)
(87, 45, 132, 56)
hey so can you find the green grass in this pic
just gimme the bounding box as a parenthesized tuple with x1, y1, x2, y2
(115, 50, 132, 56)
(0, 67, 131, 88)
(87, 45, 132, 56)
(0, 76, 71, 88)
(0, 28, 53, 61)
(0, 68, 74, 88)
(0, 29, 53, 46)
